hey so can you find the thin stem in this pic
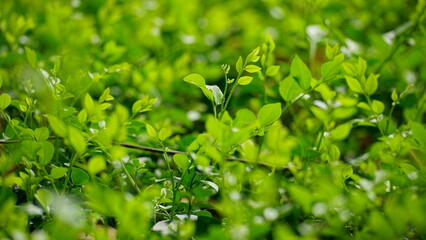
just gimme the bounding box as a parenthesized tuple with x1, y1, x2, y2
(385, 102, 396, 134)
(121, 161, 142, 194)
(62, 153, 78, 194)
(0, 138, 277, 169)
(161, 147, 177, 219)
(211, 102, 217, 119)
(365, 95, 385, 136)
(220, 82, 238, 119)
(41, 167, 59, 195)
(1, 111, 22, 139)
(316, 126, 325, 151)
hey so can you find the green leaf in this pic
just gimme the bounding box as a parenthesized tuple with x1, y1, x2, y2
(258, 102, 282, 127)
(235, 108, 256, 126)
(87, 156, 106, 175)
(357, 57, 367, 77)
(71, 167, 89, 185)
(0, 74, 3, 89)
(371, 100, 385, 114)
(84, 93, 94, 114)
(412, 122, 426, 147)
(290, 55, 311, 90)
(47, 115, 67, 138)
(236, 56, 243, 75)
(0, 93, 12, 110)
(310, 106, 328, 123)
(266, 65, 280, 77)
(50, 167, 67, 179)
(321, 60, 341, 81)
(173, 153, 190, 172)
(206, 85, 224, 105)
(183, 73, 206, 89)
(279, 76, 303, 102)
(25, 47, 37, 68)
(246, 47, 260, 63)
(342, 165, 353, 179)
(391, 90, 399, 103)
(78, 109, 88, 124)
(132, 96, 157, 114)
(345, 76, 363, 93)
(288, 185, 312, 213)
(238, 76, 253, 85)
(35, 189, 53, 208)
(34, 128, 49, 141)
(364, 74, 379, 96)
(99, 87, 114, 103)
(326, 44, 339, 60)
(146, 123, 157, 138)
(342, 62, 357, 76)
(37, 141, 54, 165)
(332, 123, 352, 141)
(245, 65, 261, 73)
(159, 128, 171, 142)
(68, 126, 87, 154)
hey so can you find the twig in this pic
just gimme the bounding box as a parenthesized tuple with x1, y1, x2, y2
(0, 137, 275, 168)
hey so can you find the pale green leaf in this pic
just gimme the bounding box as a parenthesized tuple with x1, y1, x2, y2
(0, 93, 11, 110)
(25, 47, 37, 68)
(68, 126, 87, 154)
(236, 56, 243, 75)
(364, 74, 379, 96)
(37, 141, 54, 165)
(371, 100, 385, 114)
(34, 128, 49, 141)
(266, 65, 280, 77)
(35, 189, 53, 208)
(183, 73, 206, 88)
(279, 76, 303, 102)
(85, 93, 94, 114)
(159, 128, 171, 142)
(412, 122, 426, 147)
(238, 76, 253, 85)
(345, 76, 363, 93)
(332, 123, 352, 141)
(50, 167, 67, 179)
(88, 156, 106, 175)
(290, 55, 311, 90)
(321, 60, 341, 81)
(173, 153, 190, 172)
(47, 115, 67, 138)
(391, 90, 399, 103)
(146, 123, 157, 138)
(258, 102, 282, 127)
(245, 65, 261, 73)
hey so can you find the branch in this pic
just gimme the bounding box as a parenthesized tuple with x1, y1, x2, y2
(0, 137, 275, 168)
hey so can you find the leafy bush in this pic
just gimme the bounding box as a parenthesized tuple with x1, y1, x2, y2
(1, 0, 426, 239)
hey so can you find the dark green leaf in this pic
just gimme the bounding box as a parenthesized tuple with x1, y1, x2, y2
(71, 167, 89, 185)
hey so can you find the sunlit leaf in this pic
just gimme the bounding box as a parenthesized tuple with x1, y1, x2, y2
(258, 102, 282, 127)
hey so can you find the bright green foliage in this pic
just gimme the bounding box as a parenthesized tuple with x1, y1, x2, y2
(1, 0, 426, 239)
(290, 55, 312, 91)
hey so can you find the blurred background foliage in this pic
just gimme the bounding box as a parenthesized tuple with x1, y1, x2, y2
(1, 0, 426, 239)
(1, 0, 424, 120)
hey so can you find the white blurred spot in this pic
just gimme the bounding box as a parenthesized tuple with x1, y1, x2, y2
(187, 110, 200, 121)
(263, 207, 279, 221)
